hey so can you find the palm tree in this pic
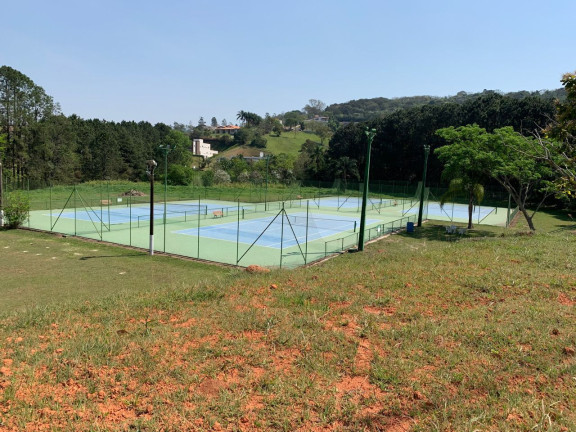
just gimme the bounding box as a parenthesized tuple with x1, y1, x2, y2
(440, 178, 485, 229)
(334, 156, 359, 191)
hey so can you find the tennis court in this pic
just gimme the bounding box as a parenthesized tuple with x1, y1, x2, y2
(24, 187, 512, 267)
(27, 194, 414, 268)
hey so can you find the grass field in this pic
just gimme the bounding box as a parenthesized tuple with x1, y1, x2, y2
(215, 131, 322, 159)
(265, 131, 322, 157)
(0, 210, 575, 431)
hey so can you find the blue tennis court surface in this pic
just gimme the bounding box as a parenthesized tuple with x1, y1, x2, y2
(315, 196, 397, 210)
(49, 202, 253, 225)
(175, 213, 379, 249)
(424, 202, 495, 220)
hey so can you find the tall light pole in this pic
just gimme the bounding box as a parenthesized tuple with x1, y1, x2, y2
(417, 144, 431, 227)
(159, 145, 171, 251)
(358, 127, 376, 251)
(146, 159, 157, 255)
(264, 154, 270, 211)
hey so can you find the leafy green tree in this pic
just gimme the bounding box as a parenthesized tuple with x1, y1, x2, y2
(303, 99, 326, 118)
(211, 117, 218, 127)
(294, 140, 326, 180)
(436, 125, 554, 230)
(283, 111, 305, 130)
(167, 164, 195, 185)
(333, 156, 359, 191)
(162, 129, 192, 167)
(201, 170, 214, 186)
(233, 128, 254, 146)
(435, 125, 489, 229)
(250, 135, 267, 148)
(541, 71, 576, 201)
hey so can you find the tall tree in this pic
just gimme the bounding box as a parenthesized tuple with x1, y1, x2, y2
(303, 99, 326, 118)
(211, 117, 218, 127)
(0, 66, 58, 181)
(436, 125, 554, 230)
(540, 71, 576, 201)
(236, 110, 262, 127)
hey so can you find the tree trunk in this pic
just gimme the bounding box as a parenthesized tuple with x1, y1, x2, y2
(519, 206, 536, 231)
(467, 197, 474, 229)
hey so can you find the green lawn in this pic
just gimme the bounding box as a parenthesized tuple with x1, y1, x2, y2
(263, 131, 322, 157)
(0, 210, 575, 431)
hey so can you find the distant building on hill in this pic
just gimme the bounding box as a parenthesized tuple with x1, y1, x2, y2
(215, 125, 241, 135)
(192, 139, 218, 158)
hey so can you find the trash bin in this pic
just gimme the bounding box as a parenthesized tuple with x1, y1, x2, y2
(406, 222, 414, 233)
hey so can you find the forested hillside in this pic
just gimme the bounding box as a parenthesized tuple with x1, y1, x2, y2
(0, 65, 564, 187)
(326, 89, 565, 122)
(326, 91, 557, 183)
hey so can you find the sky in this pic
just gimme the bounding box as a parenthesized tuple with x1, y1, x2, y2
(4, 0, 576, 126)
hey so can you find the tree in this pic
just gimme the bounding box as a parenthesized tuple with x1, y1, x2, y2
(221, 118, 228, 126)
(211, 117, 218, 128)
(539, 71, 576, 201)
(303, 99, 326, 118)
(198, 117, 206, 127)
(213, 169, 231, 184)
(435, 125, 489, 229)
(283, 111, 305, 130)
(333, 156, 359, 191)
(236, 111, 262, 127)
(294, 140, 326, 180)
(436, 125, 554, 230)
(250, 135, 267, 148)
(439, 178, 485, 229)
(0, 66, 58, 181)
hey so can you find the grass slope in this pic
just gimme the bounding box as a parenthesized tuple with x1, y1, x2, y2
(0, 211, 575, 431)
(216, 131, 322, 159)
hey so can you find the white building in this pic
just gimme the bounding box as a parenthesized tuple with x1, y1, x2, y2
(192, 139, 218, 158)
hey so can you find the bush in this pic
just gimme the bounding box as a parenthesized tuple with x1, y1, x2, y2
(3, 191, 30, 229)
(213, 169, 231, 185)
(250, 135, 267, 148)
(201, 170, 215, 187)
(167, 164, 195, 186)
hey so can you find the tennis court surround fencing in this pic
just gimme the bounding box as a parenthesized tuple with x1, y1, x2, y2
(17, 182, 424, 268)
(11, 180, 513, 268)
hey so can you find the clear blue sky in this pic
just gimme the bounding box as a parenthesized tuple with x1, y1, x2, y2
(4, 0, 576, 126)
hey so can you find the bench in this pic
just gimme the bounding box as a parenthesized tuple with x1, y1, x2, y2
(213, 210, 223, 218)
(100, 200, 111, 205)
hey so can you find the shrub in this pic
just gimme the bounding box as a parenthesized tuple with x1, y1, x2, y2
(213, 169, 231, 185)
(3, 191, 30, 229)
(201, 170, 214, 187)
(167, 165, 195, 186)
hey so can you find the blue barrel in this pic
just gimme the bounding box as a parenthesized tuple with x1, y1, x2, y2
(406, 222, 414, 233)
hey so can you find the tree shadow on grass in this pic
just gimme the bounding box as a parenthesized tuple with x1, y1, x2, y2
(395, 222, 500, 242)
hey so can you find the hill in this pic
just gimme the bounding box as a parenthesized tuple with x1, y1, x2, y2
(326, 88, 566, 122)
